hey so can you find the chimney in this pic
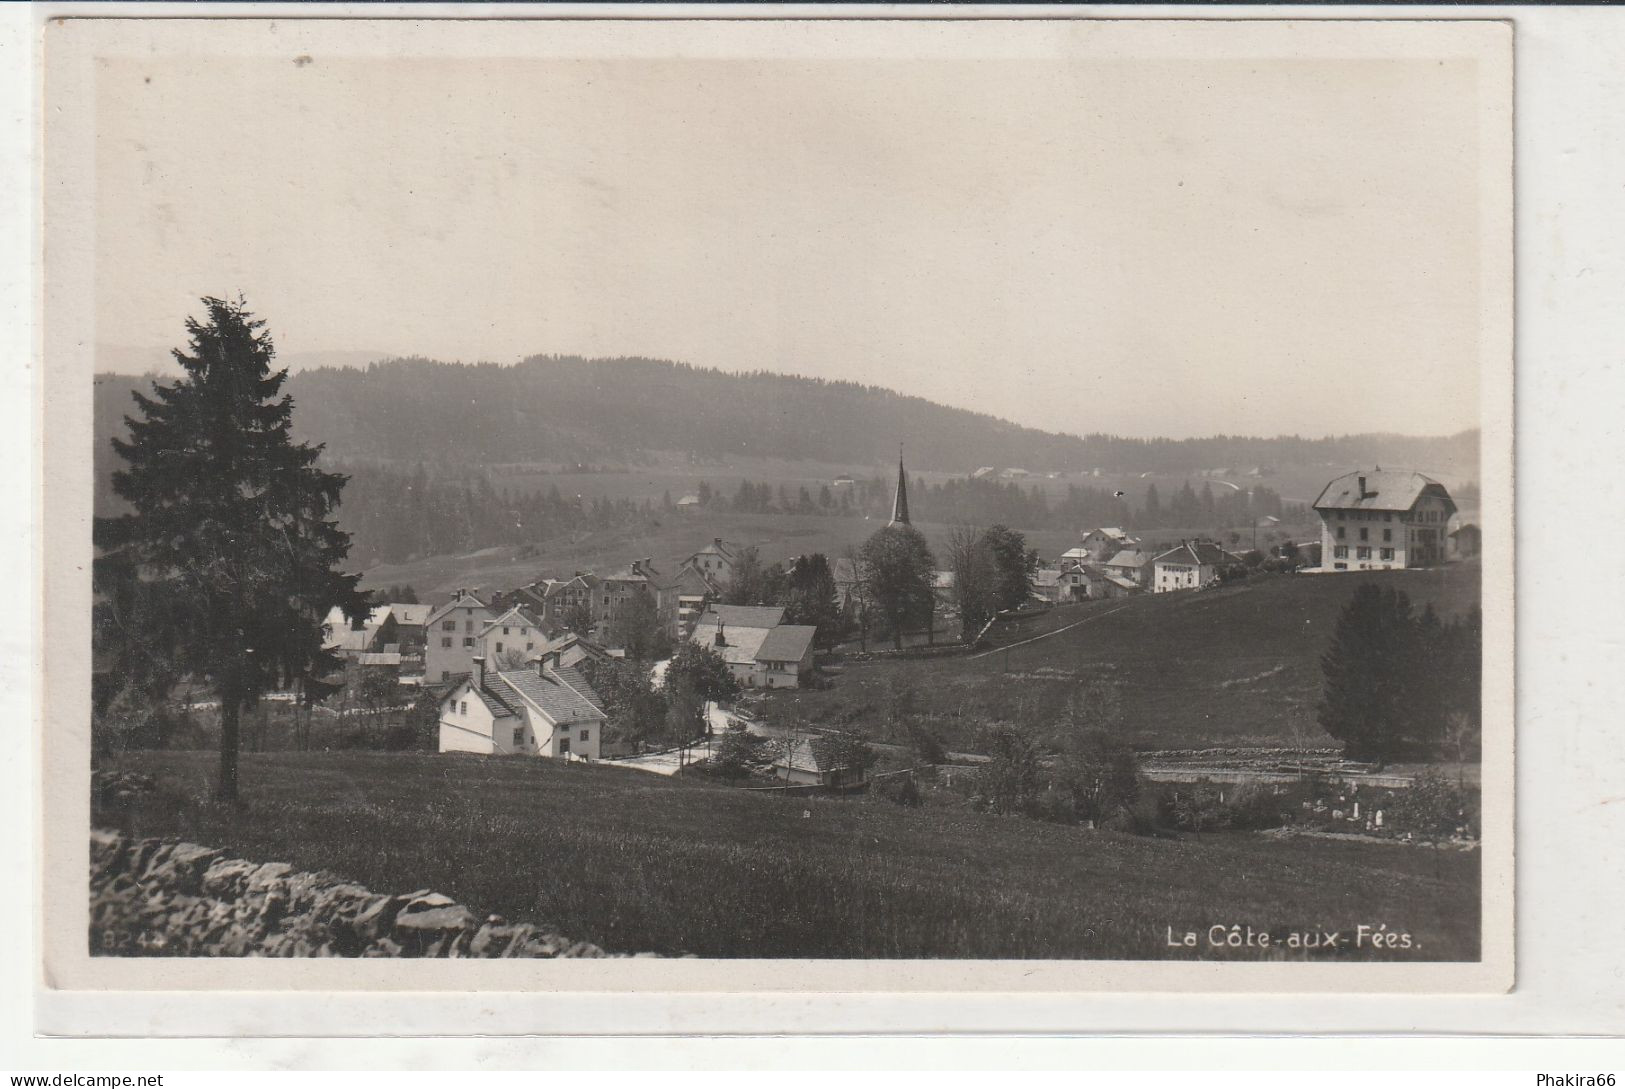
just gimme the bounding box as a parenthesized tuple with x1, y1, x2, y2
(713, 537, 723, 549)
(1358, 475, 1368, 499)
(714, 618, 727, 647)
(472, 655, 485, 689)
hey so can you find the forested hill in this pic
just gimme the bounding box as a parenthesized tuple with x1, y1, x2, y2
(94, 355, 1480, 476)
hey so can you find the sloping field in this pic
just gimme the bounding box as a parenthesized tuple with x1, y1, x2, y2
(774, 563, 1481, 752)
(104, 750, 1478, 960)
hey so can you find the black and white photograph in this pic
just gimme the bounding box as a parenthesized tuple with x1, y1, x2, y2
(41, 15, 1513, 991)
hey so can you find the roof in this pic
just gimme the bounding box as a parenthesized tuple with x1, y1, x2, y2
(1153, 541, 1242, 568)
(424, 590, 490, 628)
(1105, 549, 1151, 569)
(1060, 547, 1091, 562)
(692, 622, 771, 667)
(688, 539, 739, 561)
(445, 676, 517, 719)
(354, 651, 402, 667)
(676, 494, 701, 504)
(755, 625, 817, 664)
(387, 603, 432, 627)
(1449, 523, 1481, 537)
(1312, 469, 1455, 514)
(1085, 527, 1134, 541)
(774, 736, 861, 775)
(601, 561, 657, 584)
(1104, 574, 1140, 591)
(489, 664, 606, 725)
(323, 605, 393, 651)
(1031, 568, 1064, 588)
(932, 570, 955, 589)
(478, 605, 543, 637)
(702, 604, 786, 629)
(832, 557, 859, 585)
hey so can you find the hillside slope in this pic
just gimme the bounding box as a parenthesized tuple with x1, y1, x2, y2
(772, 564, 1482, 752)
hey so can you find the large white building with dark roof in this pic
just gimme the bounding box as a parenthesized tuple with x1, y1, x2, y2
(1313, 469, 1457, 572)
(689, 605, 817, 689)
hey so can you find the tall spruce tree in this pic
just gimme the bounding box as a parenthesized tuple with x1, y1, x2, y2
(1318, 583, 1418, 762)
(94, 297, 367, 800)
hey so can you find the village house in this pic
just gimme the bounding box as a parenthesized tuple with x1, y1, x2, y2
(1079, 527, 1142, 561)
(437, 652, 607, 761)
(681, 538, 742, 588)
(1079, 563, 1139, 600)
(666, 563, 724, 639)
(597, 558, 662, 627)
(475, 604, 547, 668)
(322, 605, 399, 660)
(690, 605, 817, 689)
(424, 589, 498, 684)
(1152, 539, 1244, 593)
(1313, 469, 1458, 571)
(1103, 548, 1153, 589)
(512, 573, 601, 635)
(773, 737, 870, 791)
(675, 494, 702, 511)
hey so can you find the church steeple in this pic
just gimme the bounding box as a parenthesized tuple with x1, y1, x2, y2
(888, 445, 911, 527)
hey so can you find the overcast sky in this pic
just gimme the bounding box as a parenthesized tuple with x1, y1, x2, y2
(92, 45, 1486, 439)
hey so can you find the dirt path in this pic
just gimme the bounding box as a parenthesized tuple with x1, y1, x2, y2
(967, 602, 1137, 661)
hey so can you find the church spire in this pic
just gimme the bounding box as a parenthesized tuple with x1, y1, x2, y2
(888, 444, 911, 527)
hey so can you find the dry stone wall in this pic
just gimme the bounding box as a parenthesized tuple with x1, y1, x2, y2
(90, 828, 663, 958)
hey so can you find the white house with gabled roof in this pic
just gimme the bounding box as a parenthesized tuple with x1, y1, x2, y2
(437, 652, 607, 760)
(424, 589, 497, 684)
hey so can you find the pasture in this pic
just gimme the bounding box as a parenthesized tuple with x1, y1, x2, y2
(102, 749, 1479, 960)
(771, 562, 1482, 753)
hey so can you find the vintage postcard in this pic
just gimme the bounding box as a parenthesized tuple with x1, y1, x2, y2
(39, 14, 1513, 1008)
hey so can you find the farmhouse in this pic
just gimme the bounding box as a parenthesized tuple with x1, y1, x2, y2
(675, 494, 701, 510)
(1152, 540, 1243, 593)
(1313, 469, 1457, 571)
(424, 589, 499, 684)
(437, 653, 607, 760)
(690, 605, 817, 688)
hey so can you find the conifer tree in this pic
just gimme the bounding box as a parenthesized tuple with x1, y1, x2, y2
(94, 296, 368, 800)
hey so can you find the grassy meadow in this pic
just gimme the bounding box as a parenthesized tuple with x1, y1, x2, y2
(769, 562, 1482, 752)
(103, 749, 1479, 960)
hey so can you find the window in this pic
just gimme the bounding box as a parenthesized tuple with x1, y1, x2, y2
(1334, 546, 1348, 559)
(1380, 547, 1395, 561)
(1357, 546, 1371, 560)
(441, 671, 450, 682)
(442, 620, 455, 631)
(1383, 529, 1392, 542)
(520, 628, 527, 636)
(442, 637, 452, 648)
(495, 642, 504, 653)
(1334, 562, 1348, 570)
(463, 637, 474, 648)
(526, 642, 534, 651)
(579, 729, 589, 741)
(560, 738, 572, 753)
(1385, 513, 1393, 522)
(503, 626, 511, 636)
(466, 620, 474, 632)
(460, 700, 468, 714)
(1336, 526, 1346, 539)
(513, 727, 524, 746)
(1359, 528, 1369, 542)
